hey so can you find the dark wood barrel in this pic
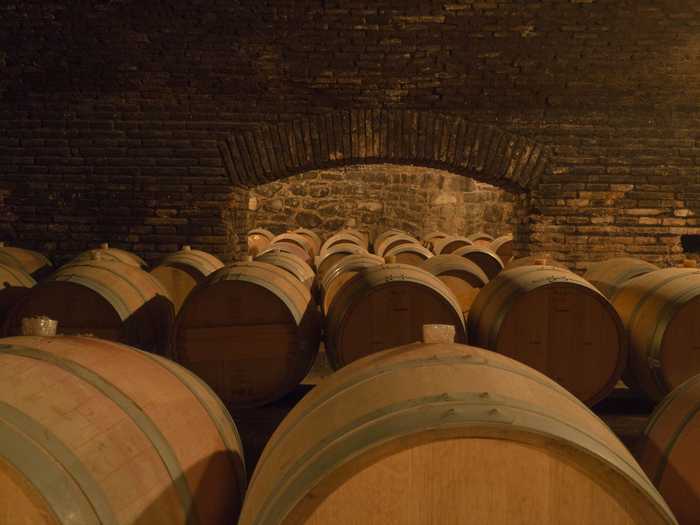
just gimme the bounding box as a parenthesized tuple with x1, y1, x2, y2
(467, 265, 626, 406)
(240, 342, 675, 525)
(320, 232, 366, 258)
(374, 233, 419, 258)
(0, 335, 246, 525)
(371, 229, 406, 253)
(383, 243, 433, 266)
(0, 243, 52, 280)
(637, 374, 700, 524)
(324, 264, 466, 369)
(467, 231, 495, 246)
(432, 235, 473, 255)
(72, 243, 147, 269)
(293, 229, 322, 256)
(584, 257, 659, 300)
(255, 250, 315, 289)
(173, 261, 321, 408)
(490, 234, 514, 263)
(505, 254, 568, 270)
(452, 245, 504, 280)
(150, 246, 224, 314)
(0, 264, 35, 326)
(3, 260, 174, 356)
(419, 255, 488, 317)
(319, 253, 385, 314)
(316, 243, 368, 280)
(611, 268, 700, 401)
(247, 228, 274, 256)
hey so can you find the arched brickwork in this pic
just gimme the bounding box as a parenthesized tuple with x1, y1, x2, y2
(218, 110, 550, 192)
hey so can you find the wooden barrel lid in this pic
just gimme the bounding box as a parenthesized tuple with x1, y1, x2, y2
(0, 335, 246, 524)
(320, 232, 366, 258)
(293, 229, 322, 256)
(419, 255, 488, 316)
(0, 244, 53, 280)
(637, 374, 700, 524)
(432, 235, 473, 255)
(382, 243, 433, 267)
(255, 251, 315, 289)
(467, 265, 626, 406)
(505, 254, 568, 270)
(174, 261, 321, 407)
(611, 267, 700, 401)
(373, 233, 419, 258)
(4, 260, 174, 356)
(584, 257, 659, 300)
(320, 253, 385, 314)
(241, 343, 675, 525)
(73, 244, 147, 269)
(452, 245, 504, 280)
(467, 231, 495, 246)
(316, 243, 369, 280)
(490, 234, 514, 263)
(247, 228, 274, 256)
(325, 264, 466, 369)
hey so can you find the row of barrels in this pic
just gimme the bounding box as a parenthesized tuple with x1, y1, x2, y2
(4, 331, 699, 524)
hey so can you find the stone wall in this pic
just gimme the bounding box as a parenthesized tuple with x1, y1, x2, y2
(242, 164, 514, 242)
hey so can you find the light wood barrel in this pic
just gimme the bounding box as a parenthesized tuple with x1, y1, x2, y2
(0, 243, 52, 280)
(611, 268, 700, 401)
(255, 251, 315, 289)
(419, 255, 488, 317)
(490, 234, 514, 263)
(240, 342, 676, 525)
(319, 254, 385, 314)
(247, 228, 274, 256)
(467, 231, 495, 246)
(316, 243, 368, 280)
(382, 243, 433, 267)
(4, 260, 174, 356)
(371, 229, 406, 252)
(432, 235, 473, 255)
(340, 228, 369, 250)
(264, 241, 313, 266)
(421, 231, 448, 244)
(467, 265, 626, 405)
(373, 233, 419, 258)
(173, 261, 321, 408)
(453, 245, 504, 280)
(293, 229, 322, 256)
(637, 374, 700, 524)
(584, 257, 659, 300)
(0, 264, 36, 326)
(0, 335, 246, 525)
(505, 254, 568, 270)
(72, 243, 147, 269)
(272, 233, 315, 260)
(320, 232, 365, 258)
(324, 264, 466, 369)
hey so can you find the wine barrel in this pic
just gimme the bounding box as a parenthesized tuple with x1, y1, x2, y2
(272, 233, 315, 260)
(505, 254, 568, 270)
(637, 374, 700, 524)
(150, 246, 224, 314)
(0, 243, 52, 280)
(72, 243, 147, 269)
(325, 264, 466, 369)
(611, 268, 700, 401)
(3, 260, 174, 356)
(421, 231, 448, 244)
(255, 250, 315, 289)
(293, 229, 322, 256)
(316, 243, 368, 280)
(467, 265, 626, 406)
(371, 229, 406, 252)
(419, 255, 488, 317)
(490, 234, 514, 263)
(0, 264, 35, 326)
(584, 257, 659, 300)
(0, 335, 246, 525)
(341, 228, 369, 250)
(173, 261, 321, 408)
(373, 233, 419, 258)
(240, 342, 675, 525)
(319, 253, 384, 314)
(467, 231, 495, 246)
(382, 243, 433, 267)
(452, 245, 504, 280)
(247, 228, 274, 256)
(432, 235, 473, 255)
(264, 241, 313, 266)
(320, 232, 366, 258)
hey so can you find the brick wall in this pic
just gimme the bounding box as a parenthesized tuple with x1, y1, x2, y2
(1, 1, 699, 268)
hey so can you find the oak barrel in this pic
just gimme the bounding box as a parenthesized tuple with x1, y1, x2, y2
(319, 253, 384, 314)
(340, 228, 369, 250)
(637, 373, 700, 524)
(490, 234, 514, 263)
(320, 232, 366, 258)
(255, 250, 315, 289)
(0, 335, 246, 525)
(150, 246, 224, 314)
(3, 260, 174, 356)
(419, 255, 488, 317)
(264, 241, 313, 266)
(467, 231, 495, 246)
(373, 233, 419, 258)
(272, 233, 315, 260)
(315, 243, 368, 280)
(0, 243, 52, 280)
(72, 243, 147, 269)
(324, 264, 465, 369)
(584, 257, 659, 300)
(452, 245, 504, 280)
(467, 265, 626, 405)
(505, 253, 568, 270)
(240, 342, 676, 525)
(0, 263, 35, 326)
(247, 228, 274, 256)
(421, 231, 448, 244)
(371, 229, 406, 253)
(173, 261, 321, 408)
(382, 243, 433, 267)
(432, 235, 473, 255)
(293, 229, 322, 256)
(611, 268, 700, 401)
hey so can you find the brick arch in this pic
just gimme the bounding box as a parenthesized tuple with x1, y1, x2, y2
(218, 109, 550, 192)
